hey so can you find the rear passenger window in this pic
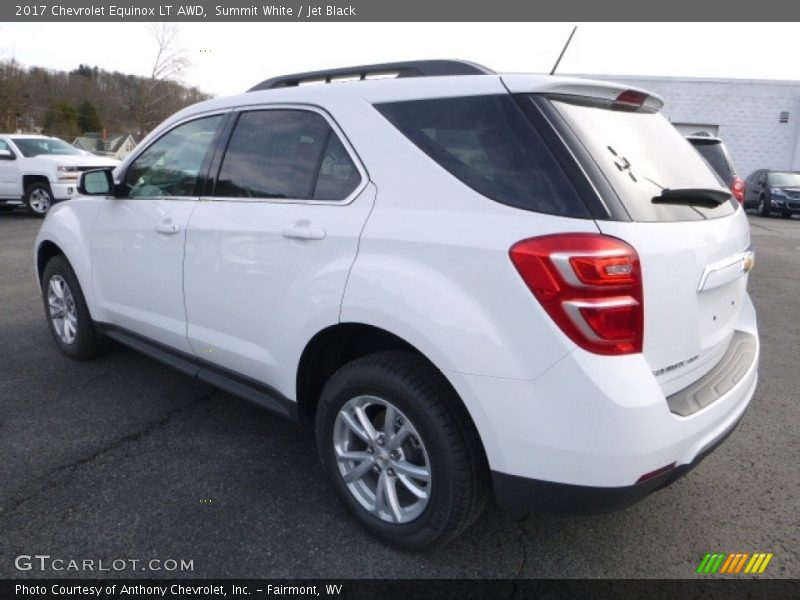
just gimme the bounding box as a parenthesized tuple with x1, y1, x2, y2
(215, 109, 360, 201)
(376, 95, 589, 217)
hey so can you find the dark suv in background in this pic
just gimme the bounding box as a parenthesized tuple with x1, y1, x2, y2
(686, 132, 745, 204)
(744, 169, 800, 218)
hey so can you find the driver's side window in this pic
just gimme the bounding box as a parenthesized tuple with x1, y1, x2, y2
(123, 115, 222, 198)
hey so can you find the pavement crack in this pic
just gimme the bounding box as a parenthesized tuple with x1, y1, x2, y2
(510, 515, 528, 595)
(0, 389, 216, 517)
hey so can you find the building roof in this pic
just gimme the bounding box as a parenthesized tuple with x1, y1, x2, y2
(72, 133, 135, 154)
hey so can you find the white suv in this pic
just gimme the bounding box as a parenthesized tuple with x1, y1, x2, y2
(0, 135, 118, 217)
(35, 61, 759, 549)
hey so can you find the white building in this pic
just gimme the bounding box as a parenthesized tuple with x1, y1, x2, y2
(583, 75, 800, 179)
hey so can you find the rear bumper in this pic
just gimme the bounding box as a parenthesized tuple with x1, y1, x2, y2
(491, 406, 745, 514)
(444, 294, 759, 504)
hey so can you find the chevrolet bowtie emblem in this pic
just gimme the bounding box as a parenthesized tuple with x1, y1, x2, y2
(742, 253, 755, 273)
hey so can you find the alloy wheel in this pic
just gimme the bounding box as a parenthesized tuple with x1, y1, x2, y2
(333, 395, 431, 524)
(47, 275, 78, 344)
(29, 188, 52, 214)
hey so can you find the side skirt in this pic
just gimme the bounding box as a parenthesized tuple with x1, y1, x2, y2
(97, 324, 299, 422)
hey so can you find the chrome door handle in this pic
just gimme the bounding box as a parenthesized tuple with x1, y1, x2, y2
(281, 224, 326, 240)
(154, 220, 180, 234)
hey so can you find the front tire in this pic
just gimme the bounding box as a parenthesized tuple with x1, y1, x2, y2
(25, 182, 54, 217)
(781, 213, 793, 219)
(758, 195, 771, 217)
(315, 351, 488, 550)
(42, 255, 107, 359)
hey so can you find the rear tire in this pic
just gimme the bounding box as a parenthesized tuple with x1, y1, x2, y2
(41, 255, 107, 359)
(315, 351, 488, 550)
(758, 196, 770, 217)
(25, 182, 54, 218)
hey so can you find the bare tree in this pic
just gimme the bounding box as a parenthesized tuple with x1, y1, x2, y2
(149, 23, 189, 82)
(137, 24, 190, 137)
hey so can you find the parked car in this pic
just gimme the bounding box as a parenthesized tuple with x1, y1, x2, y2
(743, 169, 800, 218)
(35, 60, 759, 549)
(0, 134, 118, 217)
(686, 132, 746, 204)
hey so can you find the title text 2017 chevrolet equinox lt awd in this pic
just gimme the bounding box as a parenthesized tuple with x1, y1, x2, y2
(35, 61, 759, 549)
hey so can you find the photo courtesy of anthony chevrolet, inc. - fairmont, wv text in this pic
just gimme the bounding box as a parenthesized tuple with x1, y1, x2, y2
(0, 1, 799, 599)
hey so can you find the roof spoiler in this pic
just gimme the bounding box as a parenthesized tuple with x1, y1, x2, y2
(248, 60, 494, 91)
(502, 75, 665, 112)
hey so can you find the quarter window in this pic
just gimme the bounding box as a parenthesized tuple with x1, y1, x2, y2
(215, 109, 360, 201)
(376, 95, 589, 217)
(123, 115, 222, 198)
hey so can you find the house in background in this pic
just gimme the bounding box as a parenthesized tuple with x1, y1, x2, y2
(72, 132, 137, 160)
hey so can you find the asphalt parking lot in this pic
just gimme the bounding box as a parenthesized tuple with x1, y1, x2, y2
(0, 209, 798, 579)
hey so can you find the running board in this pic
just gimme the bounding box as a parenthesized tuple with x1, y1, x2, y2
(99, 325, 299, 421)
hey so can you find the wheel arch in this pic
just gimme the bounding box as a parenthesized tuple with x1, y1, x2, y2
(36, 239, 65, 283)
(23, 174, 51, 192)
(296, 321, 491, 485)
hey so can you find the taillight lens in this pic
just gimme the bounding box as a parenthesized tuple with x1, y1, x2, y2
(509, 233, 643, 355)
(730, 177, 745, 204)
(613, 90, 647, 111)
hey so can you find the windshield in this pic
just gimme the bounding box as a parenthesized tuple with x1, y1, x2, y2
(11, 137, 82, 157)
(548, 98, 737, 222)
(767, 172, 800, 187)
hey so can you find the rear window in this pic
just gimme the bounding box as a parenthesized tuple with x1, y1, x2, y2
(548, 98, 737, 222)
(690, 140, 735, 186)
(375, 95, 590, 218)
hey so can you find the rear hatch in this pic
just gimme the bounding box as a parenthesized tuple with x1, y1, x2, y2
(507, 79, 752, 394)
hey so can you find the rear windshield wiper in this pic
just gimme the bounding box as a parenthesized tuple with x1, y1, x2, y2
(651, 188, 731, 208)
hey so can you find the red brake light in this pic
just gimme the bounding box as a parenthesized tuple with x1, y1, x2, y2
(730, 177, 745, 204)
(613, 90, 647, 111)
(509, 233, 643, 356)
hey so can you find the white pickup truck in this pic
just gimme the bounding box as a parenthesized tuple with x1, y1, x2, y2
(0, 134, 119, 217)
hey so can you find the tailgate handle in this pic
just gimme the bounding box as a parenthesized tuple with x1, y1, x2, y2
(697, 249, 754, 292)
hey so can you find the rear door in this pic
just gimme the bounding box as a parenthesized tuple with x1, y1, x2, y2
(183, 106, 373, 393)
(529, 93, 751, 394)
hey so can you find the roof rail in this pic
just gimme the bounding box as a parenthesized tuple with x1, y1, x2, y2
(248, 60, 494, 91)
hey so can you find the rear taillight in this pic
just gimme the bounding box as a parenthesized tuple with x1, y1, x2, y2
(731, 177, 745, 204)
(509, 233, 643, 356)
(612, 89, 647, 111)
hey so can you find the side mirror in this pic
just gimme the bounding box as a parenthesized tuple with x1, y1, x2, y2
(0, 149, 14, 160)
(78, 169, 115, 196)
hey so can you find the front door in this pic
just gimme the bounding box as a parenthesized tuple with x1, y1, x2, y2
(91, 114, 225, 352)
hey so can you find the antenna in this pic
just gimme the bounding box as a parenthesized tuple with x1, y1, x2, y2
(550, 26, 577, 76)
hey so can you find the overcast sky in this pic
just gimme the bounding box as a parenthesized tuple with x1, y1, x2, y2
(1, 22, 799, 97)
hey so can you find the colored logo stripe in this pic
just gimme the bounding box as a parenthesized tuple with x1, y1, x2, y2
(697, 552, 773, 574)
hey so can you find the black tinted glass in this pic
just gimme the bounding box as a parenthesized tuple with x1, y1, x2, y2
(124, 116, 221, 198)
(217, 110, 352, 200)
(692, 142, 734, 185)
(376, 95, 589, 217)
(313, 134, 361, 200)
